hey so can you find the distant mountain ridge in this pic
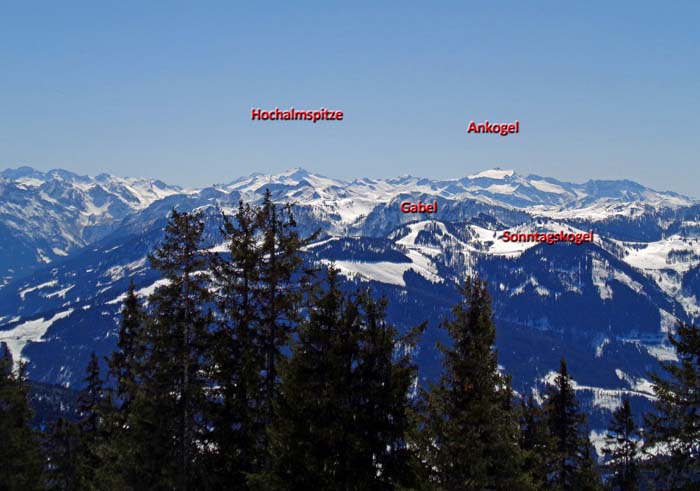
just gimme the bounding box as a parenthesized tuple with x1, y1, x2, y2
(0, 165, 694, 287)
(220, 167, 696, 223)
(1, 165, 700, 437)
(0, 166, 185, 285)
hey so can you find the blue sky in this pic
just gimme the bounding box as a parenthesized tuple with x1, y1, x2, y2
(1, 1, 698, 194)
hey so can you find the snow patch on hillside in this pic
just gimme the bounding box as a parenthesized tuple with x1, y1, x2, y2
(622, 235, 700, 273)
(615, 369, 655, 395)
(530, 180, 567, 194)
(396, 221, 452, 257)
(592, 259, 613, 300)
(468, 225, 537, 257)
(45, 285, 75, 299)
(105, 279, 169, 306)
(594, 337, 610, 358)
(589, 430, 608, 460)
(659, 309, 677, 334)
(325, 260, 413, 287)
(104, 257, 148, 281)
(645, 343, 678, 362)
(542, 370, 655, 412)
(323, 251, 440, 288)
(0, 309, 74, 362)
(484, 184, 517, 194)
(468, 169, 514, 180)
(19, 280, 58, 300)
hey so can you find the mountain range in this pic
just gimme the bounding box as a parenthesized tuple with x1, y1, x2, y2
(1, 165, 699, 441)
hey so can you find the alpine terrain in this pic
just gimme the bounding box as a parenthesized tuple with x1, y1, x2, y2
(2, 166, 699, 435)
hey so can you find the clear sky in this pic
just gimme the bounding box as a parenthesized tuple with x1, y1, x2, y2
(1, 1, 698, 195)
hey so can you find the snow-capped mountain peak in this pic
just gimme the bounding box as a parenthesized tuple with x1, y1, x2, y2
(0, 167, 184, 282)
(2, 165, 700, 432)
(0, 165, 697, 286)
(467, 168, 515, 180)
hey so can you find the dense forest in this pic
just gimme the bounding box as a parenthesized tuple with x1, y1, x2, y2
(1, 194, 699, 490)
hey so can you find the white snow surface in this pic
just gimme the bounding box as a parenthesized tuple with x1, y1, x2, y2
(529, 179, 567, 194)
(542, 369, 656, 412)
(215, 168, 696, 233)
(323, 254, 440, 288)
(468, 169, 515, 179)
(45, 285, 75, 299)
(105, 279, 170, 305)
(19, 280, 58, 300)
(621, 235, 700, 273)
(0, 309, 74, 362)
(3, 167, 692, 268)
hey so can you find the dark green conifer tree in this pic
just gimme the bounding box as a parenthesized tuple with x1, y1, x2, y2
(578, 440, 604, 491)
(47, 352, 110, 490)
(207, 194, 313, 486)
(418, 277, 532, 490)
(45, 417, 82, 490)
(108, 280, 145, 414)
(208, 202, 266, 485)
(602, 398, 640, 491)
(644, 322, 700, 490)
(0, 343, 44, 490)
(351, 289, 424, 489)
(95, 281, 147, 489)
(256, 191, 313, 437)
(75, 352, 108, 486)
(519, 394, 555, 489)
(78, 352, 107, 436)
(252, 267, 350, 490)
(542, 359, 602, 490)
(125, 208, 213, 490)
(254, 268, 422, 490)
